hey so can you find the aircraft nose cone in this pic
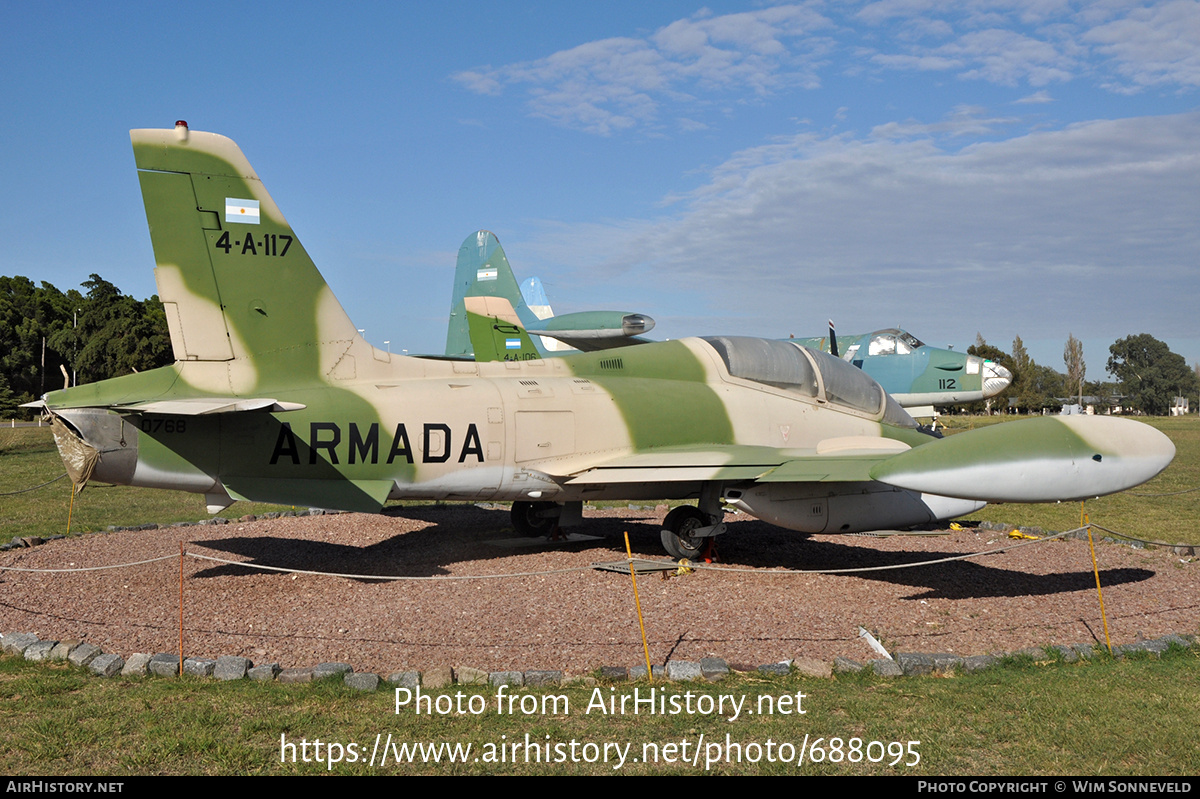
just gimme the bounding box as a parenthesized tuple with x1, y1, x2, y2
(1065, 415, 1176, 491)
(982, 361, 1013, 396)
(622, 314, 654, 336)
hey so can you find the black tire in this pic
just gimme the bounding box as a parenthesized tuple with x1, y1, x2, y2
(660, 505, 709, 559)
(511, 501, 558, 536)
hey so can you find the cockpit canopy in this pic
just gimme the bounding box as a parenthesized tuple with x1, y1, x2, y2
(702, 336, 916, 427)
(867, 329, 924, 356)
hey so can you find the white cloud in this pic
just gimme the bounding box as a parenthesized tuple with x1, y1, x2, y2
(454, 3, 1200, 134)
(870, 105, 1018, 138)
(869, 24, 1080, 86)
(451, 5, 833, 134)
(859, 1, 1200, 92)
(1084, 0, 1200, 90)
(1014, 89, 1054, 103)
(525, 112, 1200, 346)
(946, 28, 1077, 85)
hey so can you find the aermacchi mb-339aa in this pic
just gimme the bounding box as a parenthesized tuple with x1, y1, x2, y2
(28, 123, 1175, 559)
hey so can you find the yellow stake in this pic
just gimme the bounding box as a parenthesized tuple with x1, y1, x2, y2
(66, 483, 76, 536)
(179, 542, 185, 677)
(1083, 512, 1114, 655)
(624, 531, 653, 683)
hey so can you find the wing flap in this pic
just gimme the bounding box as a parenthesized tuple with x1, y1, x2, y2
(565, 464, 774, 484)
(757, 456, 881, 483)
(562, 443, 892, 486)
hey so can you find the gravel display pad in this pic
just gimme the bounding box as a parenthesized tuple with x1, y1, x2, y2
(1, 505, 1195, 675)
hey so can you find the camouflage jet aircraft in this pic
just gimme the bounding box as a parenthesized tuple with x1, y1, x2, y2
(444, 232, 1010, 413)
(29, 123, 1175, 560)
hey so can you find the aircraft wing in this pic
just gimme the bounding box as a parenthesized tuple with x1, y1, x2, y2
(556, 417, 1174, 504)
(562, 437, 909, 485)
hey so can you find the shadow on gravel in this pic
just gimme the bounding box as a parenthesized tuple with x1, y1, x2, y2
(688, 520, 1157, 601)
(191, 505, 675, 580)
(190, 505, 1156, 600)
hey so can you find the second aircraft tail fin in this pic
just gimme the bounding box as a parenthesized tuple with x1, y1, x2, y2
(446, 230, 543, 357)
(463, 296, 541, 362)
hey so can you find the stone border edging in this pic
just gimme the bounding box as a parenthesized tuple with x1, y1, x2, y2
(2, 629, 1195, 692)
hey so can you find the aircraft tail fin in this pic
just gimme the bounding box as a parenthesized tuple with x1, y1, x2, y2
(463, 296, 540, 362)
(520, 275, 574, 352)
(132, 122, 365, 385)
(520, 276, 555, 321)
(446, 231, 543, 357)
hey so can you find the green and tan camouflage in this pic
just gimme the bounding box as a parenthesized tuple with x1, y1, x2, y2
(31, 124, 1175, 559)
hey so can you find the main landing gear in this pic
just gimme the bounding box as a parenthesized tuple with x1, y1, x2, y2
(511, 501, 559, 536)
(659, 484, 727, 560)
(510, 501, 583, 538)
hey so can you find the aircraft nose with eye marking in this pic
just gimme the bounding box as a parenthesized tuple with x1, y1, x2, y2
(982, 360, 1013, 397)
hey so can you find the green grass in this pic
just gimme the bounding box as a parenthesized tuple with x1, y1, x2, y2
(1, 646, 1196, 775)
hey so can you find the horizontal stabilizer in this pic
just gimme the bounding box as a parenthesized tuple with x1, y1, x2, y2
(112, 398, 306, 415)
(869, 416, 1175, 502)
(26, 396, 305, 415)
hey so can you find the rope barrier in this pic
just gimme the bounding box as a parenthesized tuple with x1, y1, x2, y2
(0, 521, 1181, 582)
(1086, 523, 1193, 550)
(679, 528, 1077, 575)
(0, 473, 68, 496)
(1125, 485, 1200, 497)
(0, 554, 177, 573)
(184, 550, 597, 581)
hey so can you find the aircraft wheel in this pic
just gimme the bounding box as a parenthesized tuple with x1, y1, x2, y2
(660, 505, 709, 560)
(511, 501, 558, 536)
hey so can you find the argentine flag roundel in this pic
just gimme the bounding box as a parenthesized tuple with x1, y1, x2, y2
(226, 198, 260, 224)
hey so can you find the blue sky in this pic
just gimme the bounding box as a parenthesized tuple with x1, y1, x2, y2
(3, 1, 1199, 376)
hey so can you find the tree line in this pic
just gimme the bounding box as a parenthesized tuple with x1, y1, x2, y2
(0, 274, 171, 416)
(967, 332, 1199, 416)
